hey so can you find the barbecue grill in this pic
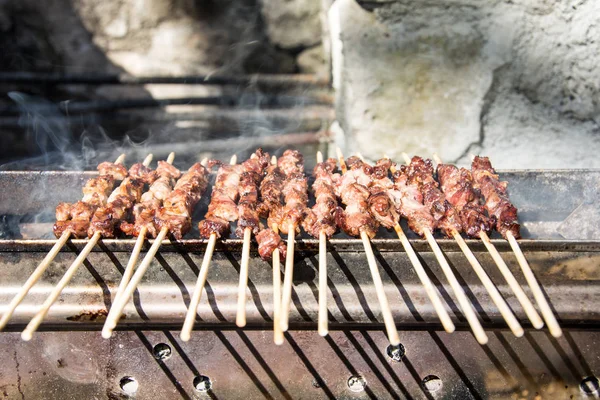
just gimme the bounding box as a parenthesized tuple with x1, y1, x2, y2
(0, 150, 599, 398)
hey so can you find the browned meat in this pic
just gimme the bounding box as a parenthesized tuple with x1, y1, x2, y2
(277, 149, 303, 176)
(155, 161, 181, 179)
(156, 162, 209, 239)
(198, 162, 244, 238)
(236, 150, 270, 237)
(302, 158, 338, 238)
(471, 156, 520, 239)
(255, 228, 287, 261)
(198, 217, 229, 239)
(128, 163, 157, 184)
(88, 178, 145, 237)
(266, 204, 285, 233)
(401, 157, 462, 237)
(280, 173, 308, 233)
(54, 162, 125, 238)
(436, 163, 493, 238)
(97, 162, 127, 180)
(437, 165, 475, 209)
(55, 202, 72, 222)
(81, 176, 115, 207)
(392, 169, 434, 236)
(258, 164, 285, 218)
(364, 158, 398, 229)
(53, 220, 89, 238)
(335, 181, 378, 238)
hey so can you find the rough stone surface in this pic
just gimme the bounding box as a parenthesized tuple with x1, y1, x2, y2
(297, 45, 327, 76)
(260, 0, 322, 49)
(0, 0, 301, 75)
(335, 0, 600, 168)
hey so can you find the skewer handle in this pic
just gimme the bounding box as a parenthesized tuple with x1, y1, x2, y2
(424, 229, 488, 345)
(318, 231, 328, 337)
(360, 231, 400, 345)
(272, 224, 284, 345)
(394, 225, 455, 333)
(0, 230, 71, 331)
(336, 148, 347, 174)
(166, 152, 175, 164)
(113, 226, 147, 303)
(22, 232, 102, 341)
(280, 224, 296, 332)
(236, 228, 252, 328)
(115, 153, 126, 165)
(102, 227, 169, 338)
(507, 232, 562, 337)
(480, 232, 544, 329)
(453, 231, 523, 337)
(180, 233, 217, 341)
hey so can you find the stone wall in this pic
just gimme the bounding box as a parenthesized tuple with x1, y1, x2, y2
(0, 0, 326, 76)
(332, 0, 600, 168)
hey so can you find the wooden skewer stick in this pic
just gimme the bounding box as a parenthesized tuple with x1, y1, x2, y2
(479, 232, 543, 329)
(236, 227, 252, 327)
(22, 154, 151, 341)
(279, 223, 296, 332)
(179, 155, 237, 341)
(466, 154, 546, 331)
(507, 232, 561, 337)
(0, 154, 127, 331)
(339, 149, 400, 345)
(272, 223, 284, 345)
(400, 153, 488, 345)
(316, 151, 329, 337)
(103, 156, 211, 339)
(112, 152, 176, 306)
(431, 154, 523, 337)
(381, 154, 455, 333)
(236, 154, 260, 328)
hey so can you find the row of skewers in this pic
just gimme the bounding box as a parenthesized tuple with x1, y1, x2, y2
(0, 148, 562, 345)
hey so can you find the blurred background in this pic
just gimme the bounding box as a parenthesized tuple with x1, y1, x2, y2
(0, 0, 599, 169)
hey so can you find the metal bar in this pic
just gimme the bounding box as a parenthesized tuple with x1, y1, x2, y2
(0, 243, 598, 327)
(0, 72, 330, 87)
(0, 94, 334, 115)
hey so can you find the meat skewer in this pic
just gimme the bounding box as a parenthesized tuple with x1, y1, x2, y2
(180, 155, 239, 341)
(102, 157, 210, 339)
(301, 150, 338, 336)
(276, 150, 309, 332)
(397, 153, 488, 345)
(364, 154, 455, 333)
(471, 155, 560, 337)
(255, 155, 286, 344)
(22, 154, 153, 341)
(336, 148, 400, 345)
(236, 150, 271, 328)
(435, 156, 542, 329)
(0, 154, 127, 331)
(111, 152, 178, 307)
(431, 154, 524, 337)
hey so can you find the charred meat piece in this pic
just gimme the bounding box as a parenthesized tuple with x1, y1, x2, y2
(198, 162, 244, 239)
(258, 164, 286, 218)
(302, 158, 338, 238)
(97, 162, 127, 181)
(365, 158, 399, 230)
(391, 168, 434, 236)
(277, 150, 308, 235)
(471, 156, 520, 239)
(401, 157, 461, 237)
(157, 162, 209, 240)
(255, 228, 287, 261)
(53, 161, 127, 238)
(128, 163, 157, 184)
(88, 178, 145, 238)
(436, 163, 493, 238)
(236, 150, 270, 237)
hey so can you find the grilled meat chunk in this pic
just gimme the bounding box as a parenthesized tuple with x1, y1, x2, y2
(255, 228, 287, 261)
(471, 156, 520, 239)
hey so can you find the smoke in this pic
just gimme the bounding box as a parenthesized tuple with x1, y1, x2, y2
(0, 92, 150, 171)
